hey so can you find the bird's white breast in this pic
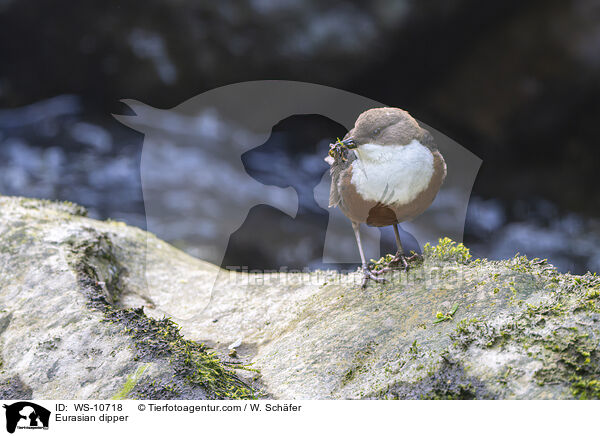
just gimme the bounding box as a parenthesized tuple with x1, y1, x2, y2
(350, 140, 434, 205)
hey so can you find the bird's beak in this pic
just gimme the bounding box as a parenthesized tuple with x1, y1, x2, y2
(341, 138, 357, 149)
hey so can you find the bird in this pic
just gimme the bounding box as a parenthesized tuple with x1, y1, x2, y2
(325, 107, 447, 287)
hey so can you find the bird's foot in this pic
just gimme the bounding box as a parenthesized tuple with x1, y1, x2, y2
(388, 252, 409, 270)
(389, 251, 423, 268)
(370, 251, 423, 276)
(361, 265, 386, 288)
(404, 252, 424, 264)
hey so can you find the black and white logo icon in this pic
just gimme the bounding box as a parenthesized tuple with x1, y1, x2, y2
(2, 402, 50, 433)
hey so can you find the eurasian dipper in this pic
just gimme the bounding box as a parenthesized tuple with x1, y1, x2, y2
(326, 107, 447, 287)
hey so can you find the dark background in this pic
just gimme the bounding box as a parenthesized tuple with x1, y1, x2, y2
(0, 0, 598, 273)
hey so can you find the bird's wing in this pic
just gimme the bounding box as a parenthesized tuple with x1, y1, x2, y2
(328, 152, 355, 208)
(329, 165, 342, 207)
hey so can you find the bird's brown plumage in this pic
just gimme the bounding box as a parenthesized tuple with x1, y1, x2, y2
(328, 107, 447, 227)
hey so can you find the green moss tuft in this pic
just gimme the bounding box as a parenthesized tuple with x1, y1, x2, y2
(423, 237, 472, 264)
(570, 376, 600, 399)
(105, 307, 256, 399)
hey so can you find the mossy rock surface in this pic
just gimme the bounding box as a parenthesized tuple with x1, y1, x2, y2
(0, 196, 255, 399)
(0, 195, 598, 399)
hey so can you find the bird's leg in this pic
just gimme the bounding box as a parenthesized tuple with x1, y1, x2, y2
(392, 223, 423, 263)
(391, 223, 409, 270)
(371, 224, 411, 275)
(352, 221, 385, 288)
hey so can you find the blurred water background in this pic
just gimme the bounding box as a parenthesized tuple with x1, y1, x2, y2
(0, 0, 598, 273)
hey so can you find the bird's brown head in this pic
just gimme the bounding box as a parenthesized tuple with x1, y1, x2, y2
(342, 107, 425, 148)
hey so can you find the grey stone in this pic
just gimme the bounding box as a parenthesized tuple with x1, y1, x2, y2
(0, 196, 253, 400)
(1, 195, 599, 400)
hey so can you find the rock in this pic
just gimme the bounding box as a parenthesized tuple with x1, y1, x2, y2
(1, 195, 599, 399)
(228, 338, 243, 350)
(0, 196, 255, 400)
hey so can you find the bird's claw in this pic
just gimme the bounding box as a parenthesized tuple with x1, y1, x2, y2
(361, 265, 386, 288)
(370, 252, 423, 276)
(389, 253, 410, 270)
(404, 252, 424, 264)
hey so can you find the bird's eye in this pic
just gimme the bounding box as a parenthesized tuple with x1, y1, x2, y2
(373, 128, 381, 135)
